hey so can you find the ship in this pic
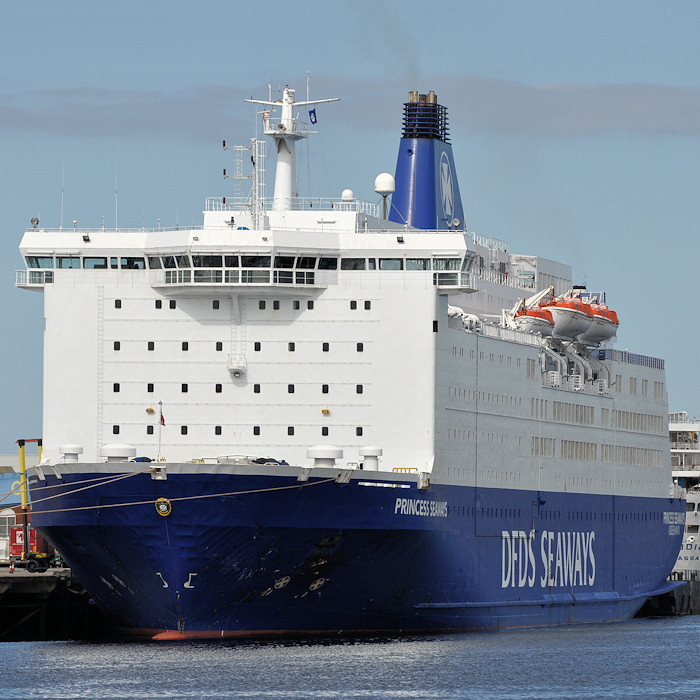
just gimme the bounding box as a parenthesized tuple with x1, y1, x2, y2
(669, 411, 700, 579)
(16, 84, 684, 639)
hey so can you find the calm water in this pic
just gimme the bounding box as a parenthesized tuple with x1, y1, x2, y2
(1, 617, 699, 699)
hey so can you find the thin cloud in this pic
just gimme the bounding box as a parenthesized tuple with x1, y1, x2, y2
(3, 76, 700, 140)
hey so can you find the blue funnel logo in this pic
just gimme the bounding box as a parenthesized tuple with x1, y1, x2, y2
(440, 151, 454, 224)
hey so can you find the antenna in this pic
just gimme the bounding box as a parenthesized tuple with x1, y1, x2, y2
(60, 161, 65, 231)
(115, 165, 119, 230)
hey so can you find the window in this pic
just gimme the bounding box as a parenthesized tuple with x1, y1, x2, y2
(114, 341, 121, 351)
(115, 299, 122, 309)
(241, 255, 271, 267)
(322, 427, 329, 436)
(216, 342, 223, 351)
(253, 426, 260, 436)
(25, 256, 54, 269)
(379, 258, 403, 270)
(182, 384, 188, 393)
(57, 256, 80, 269)
(296, 256, 316, 269)
(147, 256, 162, 269)
(163, 256, 176, 269)
(288, 427, 295, 436)
(274, 256, 295, 268)
(288, 342, 295, 352)
(318, 257, 338, 269)
(224, 255, 239, 267)
(147, 425, 154, 435)
(341, 258, 365, 270)
(254, 384, 260, 393)
(357, 343, 364, 352)
(213, 300, 220, 309)
(307, 300, 314, 310)
(259, 300, 266, 310)
(356, 427, 363, 436)
(147, 383, 154, 392)
(113, 383, 120, 393)
(182, 342, 189, 351)
(364, 300, 371, 310)
(215, 384, 222, 393)
(350, 300, 357, 310)
(215, 426, 222, 436)
(155, 299, 162, 309)
(192, 254, 222, 267)
(356, 385, 363, 394)
(406, 259, 430, 270)
(254, 342, 261, 351)
(113, 425, 120, 435)
(83, 257, 107, 269)
(433, 258, 461, 270)
(293, 300, 300, 310)
(322, 384, 329, 394)
(288, 384, 295, 393)
(148, 341, 155, 351)
(273, 300, 280, 310)
(121, 257, 146, 270)
(169, 300, 176, 309)
(322, 343, 329, 352)
(181, 426, 188, 435)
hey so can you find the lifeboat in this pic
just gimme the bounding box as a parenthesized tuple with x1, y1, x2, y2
(577, 304, 619, 344)
(540, 297, 593, 340)
(513, 307, 554, 336)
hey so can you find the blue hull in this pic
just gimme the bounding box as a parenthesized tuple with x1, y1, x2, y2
(28, 470, 684, 638)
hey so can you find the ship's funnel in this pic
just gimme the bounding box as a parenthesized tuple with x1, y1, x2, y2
(389, 91, 465, 230)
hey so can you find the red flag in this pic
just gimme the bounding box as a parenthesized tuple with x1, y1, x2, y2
(161, 413, 165, 427)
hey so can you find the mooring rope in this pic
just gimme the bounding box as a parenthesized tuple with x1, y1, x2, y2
(29, 476, 338, 516)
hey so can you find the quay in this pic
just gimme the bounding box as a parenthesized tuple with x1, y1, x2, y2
(0, 566, 113, 641)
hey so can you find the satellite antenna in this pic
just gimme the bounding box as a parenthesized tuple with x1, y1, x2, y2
(374, 173, 395, 220)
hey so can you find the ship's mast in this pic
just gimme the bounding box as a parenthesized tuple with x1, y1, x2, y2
(245, 86, 338, 211)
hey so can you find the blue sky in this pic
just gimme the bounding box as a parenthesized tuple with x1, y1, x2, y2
(2, 0, 700, 452)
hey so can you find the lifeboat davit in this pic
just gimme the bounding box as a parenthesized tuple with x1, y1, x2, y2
(577, 304, 619, 344)
(513, 307, 554, 336)
(540, 298, 593, 340)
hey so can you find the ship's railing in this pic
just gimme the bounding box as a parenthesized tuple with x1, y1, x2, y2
(597, 348, 664, 370)
(155, 268, 320, 287)
(15, 270, 53, 286)
(671, 442, 700, 451)
(469, 232, 509, 252)
(477, 322, 543, 347)
(206, 196, 381, 217)
(471, 267, 529, 291)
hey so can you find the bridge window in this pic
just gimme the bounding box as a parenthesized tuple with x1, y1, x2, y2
(379, 258, 402, 270)
(406, 259, 430, 270)
(433, 258, 461, 270)
(224, 255, 239, 267)
(296, 256, 316, 269)
(192, 255, 222, 267)
(25, 256, 54, 268)
(147, 256, 162, 269)
(241, 255, 271, 267)
(121, 257, 145, 270)
(83, 257, 107, 269)
(175, 255, 190, 268)
(318, 257, 338, 269)
(341, 258, 365, 270)
(274, 256, 295, 268)
(57, 256, 80, 269)
(163, 256, 176, 269)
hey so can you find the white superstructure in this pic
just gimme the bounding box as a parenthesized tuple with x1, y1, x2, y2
(16, 86, 673, 504)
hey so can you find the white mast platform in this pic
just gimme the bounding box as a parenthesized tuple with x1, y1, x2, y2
(245, 86, 339, 211)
